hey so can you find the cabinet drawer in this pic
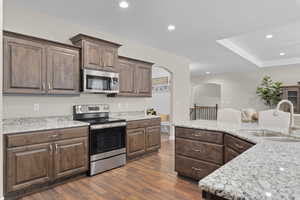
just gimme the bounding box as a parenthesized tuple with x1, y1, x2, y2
(175, 127, 223, 144)
(7, 130, 56, 148)
(6, 127, 89, 148)
(175, 155, 220, 181)
(127, 118, 161, 129)
(57, 127, 89, 140)
(176, 138, 223, 164)
(224, 134, 254, 153)
(224, 146, 240, 164)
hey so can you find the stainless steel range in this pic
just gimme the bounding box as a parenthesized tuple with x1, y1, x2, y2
(73, 104, 126, 176)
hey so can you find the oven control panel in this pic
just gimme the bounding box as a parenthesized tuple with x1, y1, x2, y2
(74, 104, 110, 114)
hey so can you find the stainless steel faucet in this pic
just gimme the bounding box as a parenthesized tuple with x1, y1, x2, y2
(273, 100, 294, 134)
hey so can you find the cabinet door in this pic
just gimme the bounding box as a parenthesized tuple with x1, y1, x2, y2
(6, 143, 53, 193)
(127, 128, 146, 158)
(224, 146, 240, 164)
(146, 126, 161, 152)
(101, 46, 118, 71)
(116, 58, 136, 95)
(47, 46, 80, 94)
(3, 36, 46, 94)
(136, 64, 152, 97)
(53, 137, 88, 179)
(83, 41, 102, 70)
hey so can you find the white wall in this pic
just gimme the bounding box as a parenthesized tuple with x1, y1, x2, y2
(191, 65, 300, 111)
(3, 4, 191, 124)
(191, 83, 221, 107)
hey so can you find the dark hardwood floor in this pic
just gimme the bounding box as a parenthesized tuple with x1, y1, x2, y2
(22, 139, 202, 200)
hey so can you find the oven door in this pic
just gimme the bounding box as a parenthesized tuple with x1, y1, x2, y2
(90, 123, 126, 156)
(83, 69, 119, 94)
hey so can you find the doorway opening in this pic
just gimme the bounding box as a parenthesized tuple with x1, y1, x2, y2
(150, 66, 173, 142)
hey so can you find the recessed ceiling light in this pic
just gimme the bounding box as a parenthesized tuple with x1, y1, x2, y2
(265, 34, 273, 39)
(119, 1, 129, 8)
(280, 52, 286, 56)
(205, 72, 211, 74)
(168, 25, 176, 31)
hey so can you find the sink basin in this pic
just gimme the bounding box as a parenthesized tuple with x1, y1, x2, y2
(239, 129, 300, 142)
(266, 137, 300, 142)
(239, 129, 284, 137)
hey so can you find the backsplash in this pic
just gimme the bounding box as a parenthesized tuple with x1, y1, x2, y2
(3, 94, 152, 119)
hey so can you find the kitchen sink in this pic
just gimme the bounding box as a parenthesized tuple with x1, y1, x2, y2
(239, 129, 284, 137)
(239, 129, 300, 142)
(265, 137, 300, 142)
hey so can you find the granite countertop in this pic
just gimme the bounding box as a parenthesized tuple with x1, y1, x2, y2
(111, 111, 161, 121)
(175, 120, 300, 200)
(3, 116, 90, 134)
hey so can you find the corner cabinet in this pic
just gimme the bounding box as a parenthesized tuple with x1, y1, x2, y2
(70, 34, 122, 72)
(117, 56, 154, 97)
(3, 31, 80, 95)
(4, 127, 89, 196)
(126, 118, 161, 159)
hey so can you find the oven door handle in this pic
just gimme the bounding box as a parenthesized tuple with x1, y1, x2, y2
(90, 122, 127, 130)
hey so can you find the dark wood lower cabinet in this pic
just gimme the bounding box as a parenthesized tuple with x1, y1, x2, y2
(146, 126, 161, 151)
(175, 155, 220, 180)
(53, 137, 88, 179)
(224, 146, 240, 163)
(202, 191, 227, 200)
(6, 143, 53, 193)
(4, 127, 89, 197)
(127, 128, 146, 158)
(175, 127, 255, 182)
(127, 118, 161, 159)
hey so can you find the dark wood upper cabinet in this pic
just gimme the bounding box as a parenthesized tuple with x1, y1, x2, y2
(3, 31, 80, 95)
(3, 35, 46, 94)
(116, 57, 136, 95)
(70, 34, 121, 72)
(47, 46, 80, 94)
(117, 56, 154, 97)
(6, 143, 53, 193)
(136, 64, 152, 96)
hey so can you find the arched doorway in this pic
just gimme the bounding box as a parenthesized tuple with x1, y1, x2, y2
(150, 66, 174, 141)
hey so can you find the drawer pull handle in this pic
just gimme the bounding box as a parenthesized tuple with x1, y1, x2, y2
(49, 144, 53, 154)
(193, 149, 203, 152)
(235, 143, 243, 149)
(50, 134, 58, 138)
(192, 167, 202, 172)
(192, 133, 202, 137)
(55, 144, 58, 154)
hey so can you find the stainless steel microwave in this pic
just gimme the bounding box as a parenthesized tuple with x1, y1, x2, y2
(83, 69, 119, 94)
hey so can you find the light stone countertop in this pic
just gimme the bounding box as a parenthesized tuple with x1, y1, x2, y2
(3, 116, 90, 135)
(175, 120, 300, 200)
(110, 111, 161, 121)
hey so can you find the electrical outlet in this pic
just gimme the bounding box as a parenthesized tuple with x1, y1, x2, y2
(33, 104, 40, 112)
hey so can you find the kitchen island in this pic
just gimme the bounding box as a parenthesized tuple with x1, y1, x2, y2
(175, 120, 300, 200)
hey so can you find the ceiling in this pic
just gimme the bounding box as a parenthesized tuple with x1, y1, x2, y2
(5, 0, 300, 76)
